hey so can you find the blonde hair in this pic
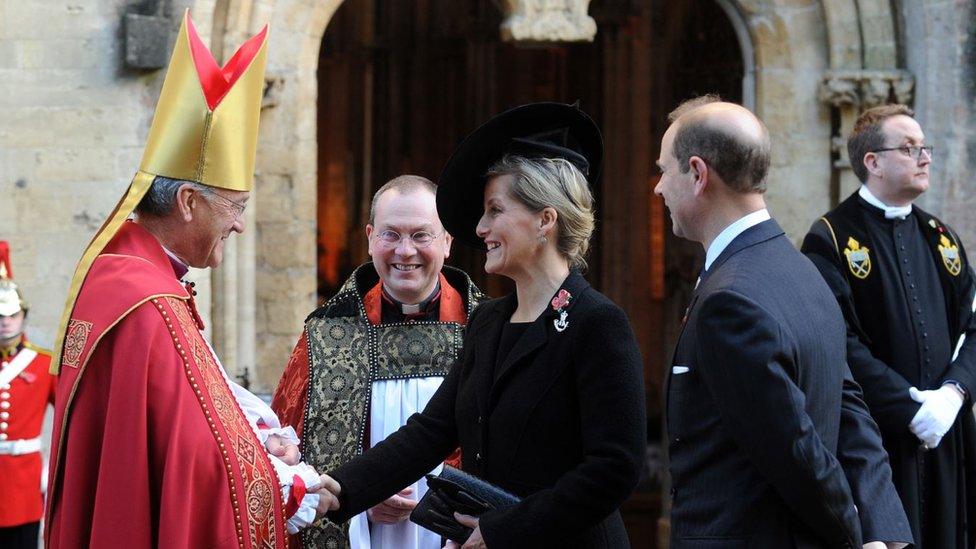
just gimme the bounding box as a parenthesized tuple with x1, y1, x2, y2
(486, 155, 595, 271)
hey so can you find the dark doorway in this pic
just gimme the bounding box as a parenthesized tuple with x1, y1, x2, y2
(316, 2, 602, 300)
(316, 1, 745, 546)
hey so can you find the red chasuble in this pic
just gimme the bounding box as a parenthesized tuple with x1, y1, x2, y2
(45, 221, 287, 549)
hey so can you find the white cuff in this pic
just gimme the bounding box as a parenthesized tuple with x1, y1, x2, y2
(268, 457, 323, 532)
(287, 491, 322, 534)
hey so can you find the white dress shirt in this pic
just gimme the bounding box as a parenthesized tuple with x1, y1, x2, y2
(704, 209, 772, 271)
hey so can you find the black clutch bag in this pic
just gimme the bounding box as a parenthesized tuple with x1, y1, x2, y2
(409, 465, 520, 543)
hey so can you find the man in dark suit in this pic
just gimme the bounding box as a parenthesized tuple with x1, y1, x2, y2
(656, 97, 912, 548)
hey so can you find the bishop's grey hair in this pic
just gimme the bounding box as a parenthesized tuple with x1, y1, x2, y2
(135, 176, 212, 216)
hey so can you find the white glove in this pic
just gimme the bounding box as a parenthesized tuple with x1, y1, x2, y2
(909, 385, 964, 449)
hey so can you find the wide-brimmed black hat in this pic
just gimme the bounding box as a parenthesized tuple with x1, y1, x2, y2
(436, 102, 603, 249)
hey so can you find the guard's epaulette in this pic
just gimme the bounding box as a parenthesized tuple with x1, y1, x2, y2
(24, 341, 52, 357)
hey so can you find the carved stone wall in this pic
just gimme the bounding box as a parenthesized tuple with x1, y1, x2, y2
(499, 0, 597, 42)
(901, 0, 976, 251)
(818, 69, 915, 199)
(2, 0, 974, 395)
(0, 0, 208, 351)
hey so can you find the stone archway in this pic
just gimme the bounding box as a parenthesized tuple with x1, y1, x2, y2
(200, 0, 907, 394)
(724, 0, 835, 241)
(192, 0, 345, 391)
(818, 0, 912, 202)
(248, 0, 345, 390)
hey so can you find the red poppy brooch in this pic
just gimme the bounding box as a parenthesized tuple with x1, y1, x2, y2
(551, 289, 572, 332)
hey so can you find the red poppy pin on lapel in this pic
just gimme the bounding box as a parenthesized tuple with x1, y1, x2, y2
(551, 289, 572, 332)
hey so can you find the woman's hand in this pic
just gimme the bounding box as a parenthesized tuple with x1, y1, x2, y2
(367, 487, 417, 524)
(442, 513, 486, 549)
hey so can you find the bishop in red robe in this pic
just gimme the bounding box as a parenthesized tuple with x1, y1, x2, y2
(45, 11, 335, 548)
(47, 221, 291, 548)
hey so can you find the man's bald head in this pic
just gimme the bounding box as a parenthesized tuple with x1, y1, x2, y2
(369, 175, 437, 224)
(667, 97, 771, 193)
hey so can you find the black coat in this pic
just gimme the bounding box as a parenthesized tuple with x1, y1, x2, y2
(802, 192, 976, 548)
(667, 219, 911, 548)
(328, 272, 647, 548)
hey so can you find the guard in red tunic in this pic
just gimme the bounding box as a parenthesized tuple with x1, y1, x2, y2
(0, 241, 56, 549)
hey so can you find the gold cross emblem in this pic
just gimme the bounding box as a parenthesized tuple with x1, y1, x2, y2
(843, 237, 872, 279)
(938, 234, 962, 276)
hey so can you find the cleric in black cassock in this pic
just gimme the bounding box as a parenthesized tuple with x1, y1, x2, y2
(803, 104, 976, 549)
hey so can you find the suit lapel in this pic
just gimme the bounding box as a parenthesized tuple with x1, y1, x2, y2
(474, 295, 512, 417)
(487, 272, 590, 411)
(666, 219, 784, 429)
(491, 315, 549, 396)
(665, 290, 700, 431)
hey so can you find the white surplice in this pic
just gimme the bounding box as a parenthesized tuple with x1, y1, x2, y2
(349, 377, 445, 549)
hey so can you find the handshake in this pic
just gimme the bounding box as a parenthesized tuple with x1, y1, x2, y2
(267, 433, 417, 522)
(313, 474, 342, 518)
(264, 434, 342, 525)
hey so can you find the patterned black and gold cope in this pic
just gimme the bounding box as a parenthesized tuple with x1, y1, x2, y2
(299, 264, 485, 548)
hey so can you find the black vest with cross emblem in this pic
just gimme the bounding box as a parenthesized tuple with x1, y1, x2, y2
(815, 192, 970, 343)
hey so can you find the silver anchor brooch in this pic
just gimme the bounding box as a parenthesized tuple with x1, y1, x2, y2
(551, 289, 572, 332)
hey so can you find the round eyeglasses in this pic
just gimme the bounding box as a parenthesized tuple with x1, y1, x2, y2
(372, 229, 442, 248)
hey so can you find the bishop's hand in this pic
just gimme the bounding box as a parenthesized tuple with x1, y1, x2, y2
(314, 474, 342, 517)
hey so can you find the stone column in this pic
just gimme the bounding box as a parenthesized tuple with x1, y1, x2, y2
(237, 202, 257, 388)
(818, 70, 915, 201)
(211, 234, 240, 379)
(206, 0, 272, 390)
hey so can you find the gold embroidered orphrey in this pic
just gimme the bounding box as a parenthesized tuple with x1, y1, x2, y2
(62, 319, 93, 369)
(844, 236, 872, 279)
(938, 234, 962, 276)
(163, 296, 284, 548)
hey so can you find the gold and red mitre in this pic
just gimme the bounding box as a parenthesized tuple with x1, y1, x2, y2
(0, 241, 28, 317)
(50, 11, 269, 374)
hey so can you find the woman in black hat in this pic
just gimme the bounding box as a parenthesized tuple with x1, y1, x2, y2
(325, 103, 647, 548)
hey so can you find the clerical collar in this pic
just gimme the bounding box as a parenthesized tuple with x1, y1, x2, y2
(161, 245, 190, 279)
(704, 209, 771, 271)
(859, 185, 912, 220)
(381, 281, 441, 316)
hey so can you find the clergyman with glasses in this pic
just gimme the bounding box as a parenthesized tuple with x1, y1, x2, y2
(803, 104, 976, 548)
(272, 175, 486, 549)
